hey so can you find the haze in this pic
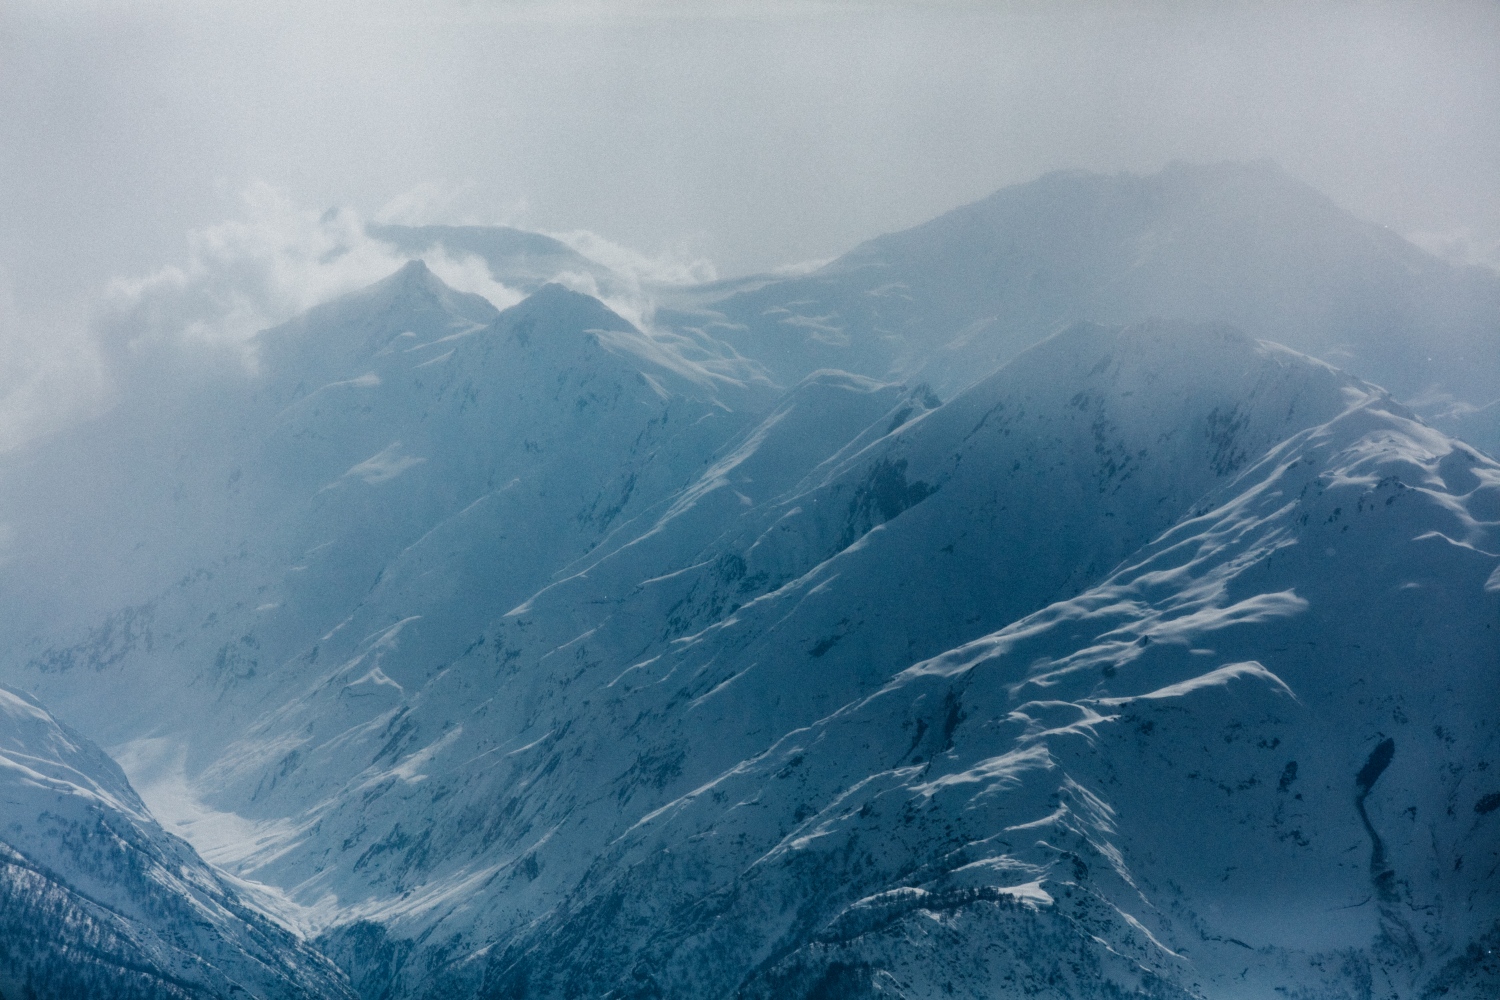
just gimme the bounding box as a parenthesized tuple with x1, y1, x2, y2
(2, 0, 1498, 443)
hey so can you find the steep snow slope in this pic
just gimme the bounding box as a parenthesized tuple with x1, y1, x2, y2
(435, 350, 1500, 999)
(0, 684, 354, 999)
(1, 236, 1493, 1000)
(0, 264, 770, 805)
(152, 320, 1489, 998)
(452, 321, 1363, 845)
(0, 261, 499, 691)
(665, 161, 1500, 440)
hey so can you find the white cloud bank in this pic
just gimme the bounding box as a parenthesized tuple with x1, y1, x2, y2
(0, 181, 727, 453)
(102, 183, 525, 364)
(0, 184, 537, 452)
(0, 274, 107, 453)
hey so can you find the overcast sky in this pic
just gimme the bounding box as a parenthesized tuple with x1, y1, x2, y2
(2, 0, 1498, 440)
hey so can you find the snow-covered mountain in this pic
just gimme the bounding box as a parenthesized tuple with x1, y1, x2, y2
(660, 162, 1500, 451)
(260, 320, 1492, 1000)
(448, 347, 1498, 999)
(0, 683, 354, 999)
(0, 163, 1495, 999)
(0, 262, 769, 749)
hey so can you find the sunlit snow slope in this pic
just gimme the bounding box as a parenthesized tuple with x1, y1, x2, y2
(274, 321, 1497, 1000)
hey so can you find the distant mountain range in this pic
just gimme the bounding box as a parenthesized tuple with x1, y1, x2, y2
(659, 161, 1500, 451)
(0, 163, 1495, 999)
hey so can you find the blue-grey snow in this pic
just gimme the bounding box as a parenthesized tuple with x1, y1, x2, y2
(0, 163, 1495, 999)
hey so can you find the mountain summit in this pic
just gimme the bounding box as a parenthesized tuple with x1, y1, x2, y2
(668, 162, 1500, 439)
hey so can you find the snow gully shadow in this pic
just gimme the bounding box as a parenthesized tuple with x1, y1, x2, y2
(1354, 736, 1397, 903)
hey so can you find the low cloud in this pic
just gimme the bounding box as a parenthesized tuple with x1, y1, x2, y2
(102, 185, 403, 359)
(0, 273, 107, 453)
(1406, 228, 1500, 274)
(548, 230, 717, 288)
(2, 182, 724, 452)
(0, 184, 532, 451)
(101, 183, 523, 365)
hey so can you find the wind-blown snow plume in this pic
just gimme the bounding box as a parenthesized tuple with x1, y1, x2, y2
(0, 184, 527, 452)
(536, 228, 716, 332)
(548, 228, 716, 288)
(100, 183, 524, 364)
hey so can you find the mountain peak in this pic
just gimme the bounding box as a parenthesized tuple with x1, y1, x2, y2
(701, 160, 1498, 408)
(394, 256, 432, 279)
(502, 281, 636, 333)
(287, 257, 496, 331)
(371, 256, 452, 302)
(250, 259, 499, 393)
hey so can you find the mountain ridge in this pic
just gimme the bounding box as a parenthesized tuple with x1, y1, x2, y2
(661, 161, 1500, 452)
(0, 161, 1494, 999)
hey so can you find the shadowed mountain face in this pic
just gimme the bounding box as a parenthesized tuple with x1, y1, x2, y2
(287, 320, 1494, 1000)
(0, 164, 1495, 999)
(452, 365, 1499, 1000)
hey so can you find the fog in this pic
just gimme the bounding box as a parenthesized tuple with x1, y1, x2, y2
(2, 0, 1498, 445)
